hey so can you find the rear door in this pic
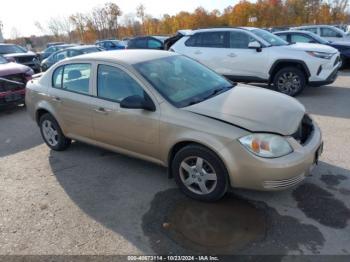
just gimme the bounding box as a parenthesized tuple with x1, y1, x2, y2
(49, 63, 95, 139)
(179, 31, 236, 76)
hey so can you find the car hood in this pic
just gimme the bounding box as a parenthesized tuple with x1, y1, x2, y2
(0, 62, 31, 77)
(287, 42, 338, 53)
(329, 41, 350, 49)
(184, 84, 305, 135)
(3, 51, 36, 58)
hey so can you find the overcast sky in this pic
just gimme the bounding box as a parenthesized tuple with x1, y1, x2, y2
(0, 0, 237, 38)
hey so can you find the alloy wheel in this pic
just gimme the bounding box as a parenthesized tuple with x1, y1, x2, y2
(277, 72, 301, 95)
(42, 120, 59, 147)
(179, 156, 218, 195)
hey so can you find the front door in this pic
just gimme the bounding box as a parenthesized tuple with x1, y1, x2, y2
(91, 64, 160, 159)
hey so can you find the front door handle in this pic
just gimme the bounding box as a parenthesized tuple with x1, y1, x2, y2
(52, 96, 62, 103)
(227, 53, 236, 58)
(94, 107, 111, 115)
(194, 50, 202, 55)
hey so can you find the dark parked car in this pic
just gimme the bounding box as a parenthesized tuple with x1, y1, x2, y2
(275, 30, 350, 67)
(0, 55, 33, 106)
(127, 36, 168, 50)
(41, 45, 103, 71)
(0, 44, 41, 73)
(96, 40, 126, 50)
(38, 44, 76, 61)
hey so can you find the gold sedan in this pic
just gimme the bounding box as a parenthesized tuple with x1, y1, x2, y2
(26, 50, 323, 201)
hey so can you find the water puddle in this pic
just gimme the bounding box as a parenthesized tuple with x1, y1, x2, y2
(143, 188, 324, 255)
(164, 197, 266, 254)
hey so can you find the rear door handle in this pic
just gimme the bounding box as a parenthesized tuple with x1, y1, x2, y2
(227, 53, 236, 58)
(94, 107, 111, 115)
(194, 50, 202, 55)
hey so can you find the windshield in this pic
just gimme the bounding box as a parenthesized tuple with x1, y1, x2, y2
(0, 45, 26, 54)
(252, 29, 288, 46)
(309, 32, 330, 44)
(0, 56, 8, 64)
(134, 55, 234, 108)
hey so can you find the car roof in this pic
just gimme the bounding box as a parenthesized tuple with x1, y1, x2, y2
(67, 50, 178, 65)
(274, 30, 313, 34)
(68, 45, 99, 50)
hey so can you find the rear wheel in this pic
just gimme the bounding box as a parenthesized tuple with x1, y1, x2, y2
(172, 145, 229, 201)
(273, 67, 306, 96)
(39, 113, 71, 151)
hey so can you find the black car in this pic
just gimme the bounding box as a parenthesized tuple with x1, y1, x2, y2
(274, 30, 350, 67)
(41, 45, 102, 71)
(127, 36, 168, 50)
(0, 44, 41, 73)
(38, 44, 75, 61)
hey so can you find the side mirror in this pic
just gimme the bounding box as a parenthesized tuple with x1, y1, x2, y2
(120, 95, 156, 112)
(336, 33, 343, 38)
(248, 41, 262, 52)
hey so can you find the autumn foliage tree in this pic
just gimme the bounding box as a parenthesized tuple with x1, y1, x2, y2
(19, 0, 350, 46)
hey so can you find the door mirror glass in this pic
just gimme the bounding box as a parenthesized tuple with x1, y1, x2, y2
(120, 95, 156, 111)
(248, 41, 261, 50)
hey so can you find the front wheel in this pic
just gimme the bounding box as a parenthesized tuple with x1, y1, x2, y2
(273, 67, 306, 96)
(172, 145, 229, 201)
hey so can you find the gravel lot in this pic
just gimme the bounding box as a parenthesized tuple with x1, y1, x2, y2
(0, 71, 350, 257)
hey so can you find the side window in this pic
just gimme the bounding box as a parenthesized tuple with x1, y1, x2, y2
(55, 50, 68, 62)
(229, 32, 255, 49)
(185, 35, 198, 47)
(97, 65, 144, 102)
(148, 39, 162, 49)
(321, 28, 340, 37)
(52, 66, 63, 88)
(291, 34, 313, 43)
(62, 64, 91, 95)
(303, 28, 318, 34)
(277, 34, 288, 41)
(68, 50, 81, 57)
(198, 32, 226, 48)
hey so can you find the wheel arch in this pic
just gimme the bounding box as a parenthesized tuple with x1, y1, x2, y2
(269, 59, 311, 82)
(167, 140, 230, 183)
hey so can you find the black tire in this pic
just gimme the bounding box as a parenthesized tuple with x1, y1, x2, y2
(172, 144, 229, 201)
(273, 67, 306, 96)
(39, 113, 71, 151)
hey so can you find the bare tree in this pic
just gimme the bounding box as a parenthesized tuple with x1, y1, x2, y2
(70, 13, 87, 42)
(10, 27, 21, 39)
(136, 4, 146, 33)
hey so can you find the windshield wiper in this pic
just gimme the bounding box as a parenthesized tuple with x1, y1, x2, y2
(184, 85, 234, 107)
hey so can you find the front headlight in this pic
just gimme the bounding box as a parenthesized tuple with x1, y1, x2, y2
(239, 134, 293, 158)
(306, 51, 333, 60)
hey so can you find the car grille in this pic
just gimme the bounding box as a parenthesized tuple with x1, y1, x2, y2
(292, 114, 314, 145)
(15, 55, 37, 64)
(0, 74, 26, 91)
(263, 174, 305, 189)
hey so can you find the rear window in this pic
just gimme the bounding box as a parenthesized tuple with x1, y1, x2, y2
(185, 32, 227, 48)
(52, 63, 91, 95)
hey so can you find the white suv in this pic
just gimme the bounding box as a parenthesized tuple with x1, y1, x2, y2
(171, 27, 341, 96)
(292, 25, 350, 42)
